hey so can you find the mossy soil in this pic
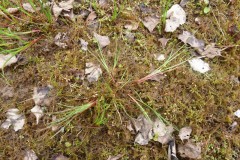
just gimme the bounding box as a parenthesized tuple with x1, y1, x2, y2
(0, 0, 240, 159)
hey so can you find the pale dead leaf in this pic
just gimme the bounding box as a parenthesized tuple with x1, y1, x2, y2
(180, 0, 190, 7)
(93, 32, 110, 48)
(158, 38, 169, 48)
(85, 63, 102, 82)
(142, 16, 160, 32)
(165, 4, 186, 32)
(132, 115, 153, 145)
(80, 38, 88, 51)
(179, 126, 192, 141)
(107, 154, 123, 160)
(178, 31, 205, 51)
(23, 150, 38, 160)
(58, 0, 74, 11)
(188, 58, 210, 73)
(53, 154, 69, 160)
(0, 86, 14, 98)
(6, 7, 19, 14)
(234, 109, 240, 118)
(54, 32, 69, 48)
(52, 0, 74, 19)
(124, 23, 139, 31)
(155, 54, 165, 61)
(152, 119, 174, 144)
(200, 43, 222, 58)
(31, 105, 44, 124)
(52, 2, 63, 18)
(178, 140, 201, 159)
(1, 108, 25, 131)
(22, 3, 35, 13)
(0, 54, 18, 69)
(86, 11, 97, 25)
(32, 85, 53, 106)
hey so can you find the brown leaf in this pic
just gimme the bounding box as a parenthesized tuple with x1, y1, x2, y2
(142, 16, 160, 32)
(200, 43, 221, 58)
(22, 3, 35, 13)
(158, 38, 169, 48)
(107, 154, 123, 160)
(178, 31, 205, 51)
(178, 140, 201, 159)
(124, 23, 139, 31)
(179, 126, 192, 141)
(86, 11, 97, 25)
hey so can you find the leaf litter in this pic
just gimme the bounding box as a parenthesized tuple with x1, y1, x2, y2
(178, 140, 202, 159)
(128, 115, 174, 145)
(141, 15, 160, 32)
(93, 32, 110, 48)
(85, 63, 102, 83)
(23, 150, 38, 160)
(165, 4, 186, 32)
(179, 126, 192, 141)
(54, 32, 69, 48)
(31, 85, 53, 124)
(1, 108, 25, 131)
(188, 58, 210, 73)
(22, 3, 35, 13)
(0, 54, 18, 69)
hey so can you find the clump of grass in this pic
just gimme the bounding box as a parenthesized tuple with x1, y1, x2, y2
(50, 101, 96, 127)
(137, 45, 192, 84)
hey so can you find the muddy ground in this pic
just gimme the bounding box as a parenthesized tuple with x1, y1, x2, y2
(0, 0, 240, 159)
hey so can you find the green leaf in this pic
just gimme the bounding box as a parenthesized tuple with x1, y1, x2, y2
(204, 7, 210, 14)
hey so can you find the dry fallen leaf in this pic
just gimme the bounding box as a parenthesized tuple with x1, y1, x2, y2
(31, 105, 44, 124)
(152, 119, 174, 144)
(107, 154, 123, 160)
(179, 126, 192, 141)
(0, 54, 18, 69)
(234, 109, 240, 118)
(142, 16, 160, 32)
(124, 23, 139, 31)
(53, 154, 69, 160)
(155, 54, 165, 61)
(32, 85, 53, 106)
(52, 2, 63, 18)
(200, 43, 222, 58)
(54, 32, 69, 48)
(85, 63, 102, 82)
(178, 140, 201, 159)
(158, 38, 169, 48)
(165, 4, 186, 32)
(23, 150, 38, 160)
(52, 0, 74, 19)
(130, 115, 153, 145)
(178, 31, 205, 51)
(1, 108, 25, 131)
(93, 32, 110, 48)
(180, 0, 190, 7)
(188, 58, 210, 73)
(86, 11, 97, 25)
(22, 3, 35, 13)
(0, 86, 14, 98)
(6, 7, 19, 14)
(80, 38, 88, 51)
